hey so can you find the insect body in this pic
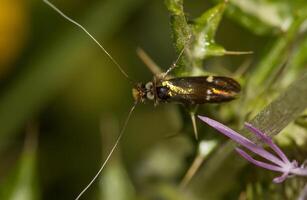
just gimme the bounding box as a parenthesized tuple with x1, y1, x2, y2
(133, 76, 240, 105)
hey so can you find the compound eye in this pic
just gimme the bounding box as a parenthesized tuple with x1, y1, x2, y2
(145, 82, 153, 90)
(146, 91, 154, 100)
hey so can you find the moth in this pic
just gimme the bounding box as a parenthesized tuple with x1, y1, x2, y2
(43, 0, 248, 199)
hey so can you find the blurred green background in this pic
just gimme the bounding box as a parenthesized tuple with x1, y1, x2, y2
(0, 0, 306, 200)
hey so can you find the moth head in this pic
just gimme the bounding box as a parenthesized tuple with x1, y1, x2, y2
(132, 81, 155, 103)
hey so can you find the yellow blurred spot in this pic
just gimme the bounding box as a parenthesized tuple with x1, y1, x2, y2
(0, 0, 28, 77)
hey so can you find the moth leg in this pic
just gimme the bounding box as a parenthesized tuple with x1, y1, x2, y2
(136, 47, 163, 76)
(190, 111, 198, 140)
(186, 104, 199, 140)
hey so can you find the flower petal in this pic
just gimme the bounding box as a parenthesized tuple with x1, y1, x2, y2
(244, 123, 290, 164)
(198, 116, 284, 167)
(273, 172, 289, 183)
(235, 148, 284, 172)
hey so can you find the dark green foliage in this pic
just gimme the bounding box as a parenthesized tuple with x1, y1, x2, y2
(0, 0, 306, 199)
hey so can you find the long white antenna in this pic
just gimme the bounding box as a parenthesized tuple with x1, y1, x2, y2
(42, 1, 138, 198)
(75, 102, 137, 200)
(43, 0, 132, 82)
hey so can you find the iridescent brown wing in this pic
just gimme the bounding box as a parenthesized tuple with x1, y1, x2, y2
(157, 76, 241, 104)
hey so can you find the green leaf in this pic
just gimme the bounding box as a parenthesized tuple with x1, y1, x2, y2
(100, 159, 135, 200)
(165, 0, 230, 74)
(165, 0, 191, 51)
(99, 117, 135, 200)
(165, 0, 193, 72)
(0, 125, 39, 200)
(212, 0, 307, 35)
(216, 0, 299, 35)
(280, 35, 307, 88)
(243, 15, 306, 118)
(192, 1, 227, 59)
(249, 15, 306, 88)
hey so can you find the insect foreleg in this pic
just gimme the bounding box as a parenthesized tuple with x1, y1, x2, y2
(190, 112, 199, 140)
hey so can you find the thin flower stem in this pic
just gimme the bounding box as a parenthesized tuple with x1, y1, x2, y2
(179, 154, 205, 189)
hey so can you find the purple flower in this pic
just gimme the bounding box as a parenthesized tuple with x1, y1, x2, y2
(198, 116, 307, 183)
